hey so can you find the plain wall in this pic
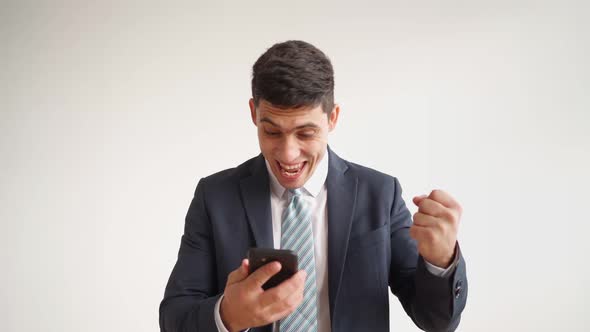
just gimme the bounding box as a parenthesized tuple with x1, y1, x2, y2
(2, 1, 589, 331)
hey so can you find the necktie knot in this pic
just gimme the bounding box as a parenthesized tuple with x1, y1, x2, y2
(289, 188, 303, 197)
(288, 188, 306, 208)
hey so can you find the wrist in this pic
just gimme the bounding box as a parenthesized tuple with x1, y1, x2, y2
(425, 250, 454, 269)
(434, 243, 457, 268)
(220, 296, 240, 332)
(435, 255, 453, 269)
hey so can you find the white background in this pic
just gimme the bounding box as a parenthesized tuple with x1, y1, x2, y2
(2, 1, 589, 331)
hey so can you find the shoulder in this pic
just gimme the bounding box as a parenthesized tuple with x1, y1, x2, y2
(338, 157, 402, 199)
(347, 161, 396, 184)
(194, 155, 262, 194)
(204, 155, 259, 182)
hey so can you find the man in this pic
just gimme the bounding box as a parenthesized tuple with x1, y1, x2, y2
(159, 40, 467, 332)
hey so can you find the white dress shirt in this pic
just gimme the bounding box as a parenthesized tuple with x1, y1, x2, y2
(214, 151, 456, 332)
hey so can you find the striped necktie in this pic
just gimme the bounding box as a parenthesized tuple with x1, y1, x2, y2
(280, 188, 318, 332)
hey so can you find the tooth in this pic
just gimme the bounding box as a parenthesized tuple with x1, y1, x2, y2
(281, 163, 302, 170)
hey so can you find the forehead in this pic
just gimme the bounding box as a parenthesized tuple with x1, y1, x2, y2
(257, 100, 325, 124)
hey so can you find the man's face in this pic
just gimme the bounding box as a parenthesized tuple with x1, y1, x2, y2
(249, 99, 340, 189)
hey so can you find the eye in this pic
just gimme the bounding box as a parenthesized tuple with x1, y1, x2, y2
(264, 130, 281, 137)
(298, 130, 316, 138)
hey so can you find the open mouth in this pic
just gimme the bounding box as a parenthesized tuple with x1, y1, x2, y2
(276, 161, 307, 179)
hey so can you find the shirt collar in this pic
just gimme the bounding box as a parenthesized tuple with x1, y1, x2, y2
(265, 149, 329, 199)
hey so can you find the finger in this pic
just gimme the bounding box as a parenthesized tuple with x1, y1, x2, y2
(428, 189, 461, 211)
(259, 270, 306, 311)
(409, 224, 432, 243)
(263, 275, 306, 321)
(243, 259, 250, 275)
(417, 198, 447, 217)
(412, 212, 439, 228)
(226, 259, 250, 285)
(413, 195, 428, 206)
(409, 224, 419, 240)
(246, 261, 282, 289)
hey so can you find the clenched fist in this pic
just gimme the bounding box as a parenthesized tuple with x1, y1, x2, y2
(410, 189, 462, 268)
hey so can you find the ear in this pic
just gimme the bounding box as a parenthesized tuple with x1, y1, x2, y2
(249, 98, 258, 126)
(328, 104, 340, 132)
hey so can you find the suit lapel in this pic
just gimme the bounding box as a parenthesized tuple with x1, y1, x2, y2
(240, 155, 274, 249)
(326, 147, 358, 321)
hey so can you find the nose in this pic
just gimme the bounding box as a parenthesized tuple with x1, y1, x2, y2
(277, 135, 300, 162)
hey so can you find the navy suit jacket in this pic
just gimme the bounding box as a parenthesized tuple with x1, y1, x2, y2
(159, 148, 467, 332)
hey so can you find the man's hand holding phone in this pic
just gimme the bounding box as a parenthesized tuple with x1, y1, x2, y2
(220, 257, 306, 332)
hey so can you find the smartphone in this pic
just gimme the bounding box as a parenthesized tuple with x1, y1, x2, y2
(247, 248, 298, 290)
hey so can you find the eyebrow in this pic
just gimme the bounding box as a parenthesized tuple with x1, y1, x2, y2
(260, 117, 320, 130)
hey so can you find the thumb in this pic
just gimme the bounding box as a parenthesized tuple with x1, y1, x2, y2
(246, 261, 282, 289)
(226, 259, 250, 285)
(413, 194, 428, 207)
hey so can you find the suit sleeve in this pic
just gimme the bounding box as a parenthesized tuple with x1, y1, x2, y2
(388, 177, 468, 332)
(159, 178, 221, 332)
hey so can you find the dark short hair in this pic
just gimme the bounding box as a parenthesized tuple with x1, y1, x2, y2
(251, 40, 335, 114)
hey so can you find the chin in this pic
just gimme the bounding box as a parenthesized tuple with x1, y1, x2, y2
(276, 176, 304, 189)
(282, 181, 304, 190)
